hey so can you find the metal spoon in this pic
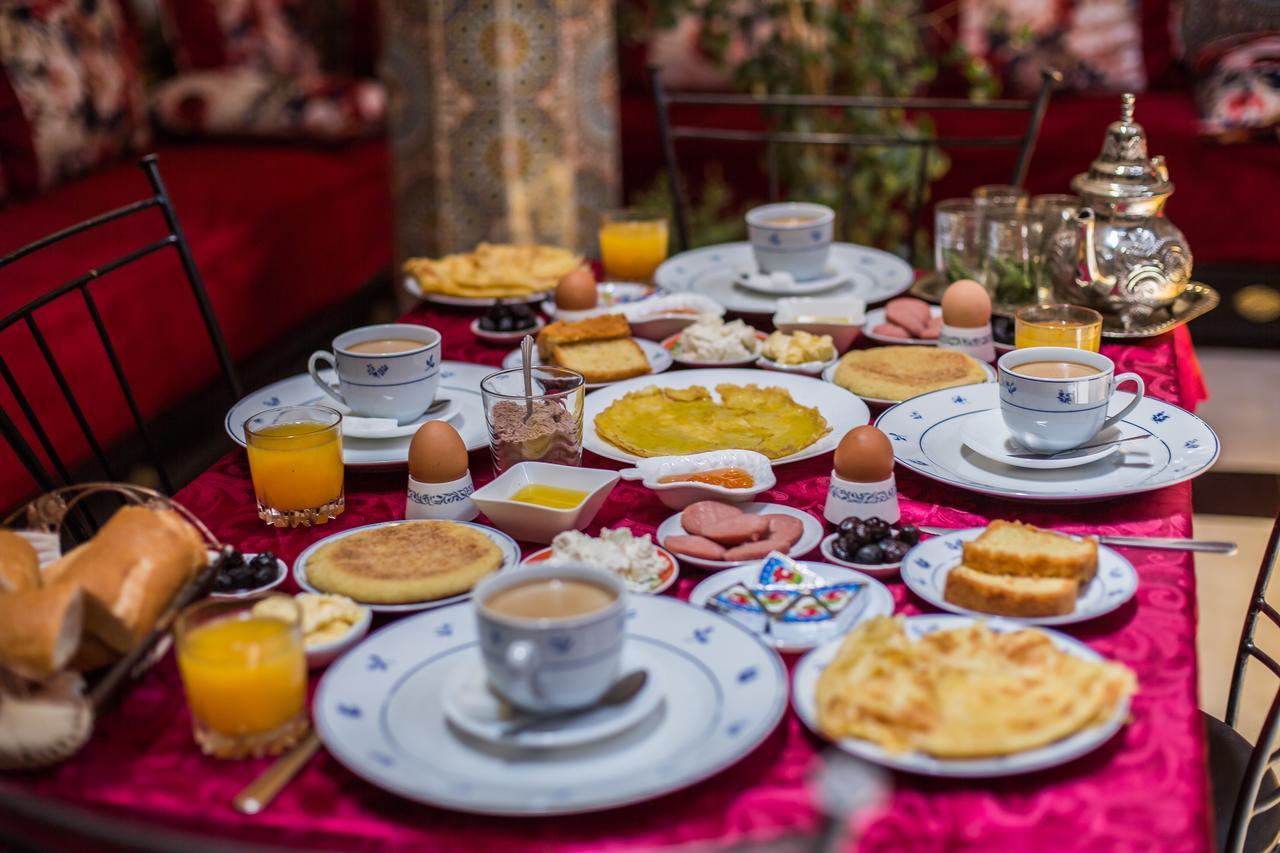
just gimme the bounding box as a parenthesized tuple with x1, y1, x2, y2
(500, 670, 649, 738)
(520, 333, 534, 422)
(1005, 433, 1152, 459)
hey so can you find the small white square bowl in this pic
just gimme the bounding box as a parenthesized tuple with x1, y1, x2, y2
(470, 462, 620, 543)
(772, 297, 866, 352)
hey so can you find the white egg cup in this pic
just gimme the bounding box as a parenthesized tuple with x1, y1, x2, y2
(937, 321, 995, 363)
(823, 471, 900, 526)
(406, 471, 479, 521)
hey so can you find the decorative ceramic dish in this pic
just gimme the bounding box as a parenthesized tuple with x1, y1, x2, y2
(771, 297, 866, 352)
(469, 462, 620, 543)
(619, 449, 777, 509)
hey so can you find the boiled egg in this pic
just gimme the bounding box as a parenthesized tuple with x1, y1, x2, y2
(555, 266, 598, 311)
(833, 425, 895, 483)
(941, 279, 991, 328)
(408, 421, 469, 483)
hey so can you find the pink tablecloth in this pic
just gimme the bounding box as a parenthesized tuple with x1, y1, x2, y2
(12, 309, 1213, 851)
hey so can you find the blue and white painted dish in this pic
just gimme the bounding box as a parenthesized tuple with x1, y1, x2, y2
(313, 595, 789, 815)
(654, 242, 913, 315)
(293, 520, 520, 613)
(224, 361, 493, 468)
(791, 613, 1132, 777)
(501, 337, 673, 389)
(899, 528, 1138, 626)
(874, 383, 1218, 502)
(958, 408, 1127, 470)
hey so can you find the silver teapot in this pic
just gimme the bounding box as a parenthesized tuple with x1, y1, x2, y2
(1047, 93, 1192, 327)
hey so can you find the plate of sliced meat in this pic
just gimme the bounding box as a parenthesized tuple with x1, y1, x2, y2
(862, 299, 942, 345)
(656, 501, 825, 570)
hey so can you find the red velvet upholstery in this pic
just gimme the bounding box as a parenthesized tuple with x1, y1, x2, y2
(0, 140, 391, 510)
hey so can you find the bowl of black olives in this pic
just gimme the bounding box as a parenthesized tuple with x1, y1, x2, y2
(471, 302, 544, 344)
(211, 550, 288, 598)
(821, 517, 920, 577)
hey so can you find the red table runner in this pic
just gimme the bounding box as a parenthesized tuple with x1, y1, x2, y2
(12, 306, 1213, 851)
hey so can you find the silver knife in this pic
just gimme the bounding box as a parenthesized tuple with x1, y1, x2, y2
(918, 525, 1237, 555)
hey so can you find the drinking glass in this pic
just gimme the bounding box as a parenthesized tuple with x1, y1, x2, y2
(979, 211, 1041, 307)
(1030, 194, 1080, 301)
(245, 405, 344, 527)
(972, 184, 1029, 212)
(1014, 304, 1103, 352)
(598, 209, 669, 282)
(480, 366, 586, 473)
(933, 198, 982, 283)
(175, 595, 308, 759)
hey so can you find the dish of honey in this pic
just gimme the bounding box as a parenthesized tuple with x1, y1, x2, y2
(510, 484, 588, 510)
(656, 467, 755, 489)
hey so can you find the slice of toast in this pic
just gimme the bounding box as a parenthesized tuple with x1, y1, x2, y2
(961, 520, 1097, 584)
(536, 314, 631, 359)
(943, 564, 1078, 618)
(552, 339, 650, 383)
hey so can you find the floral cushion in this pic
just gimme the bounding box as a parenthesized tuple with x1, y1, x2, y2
(0, 0, 149, 196)
(958, 0, 1147, 95)
(161, 0, 319, 76)
(1195, 35, 1280, 141)
(150, 68, 384, 141)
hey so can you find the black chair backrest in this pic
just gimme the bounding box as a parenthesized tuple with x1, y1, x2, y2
(0, 155, 241, 501)
(1224, 513, 1280, 852)
(648, 65, 1061, 255)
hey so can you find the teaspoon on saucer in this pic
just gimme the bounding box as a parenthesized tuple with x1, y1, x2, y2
(500, 670, 649, 738)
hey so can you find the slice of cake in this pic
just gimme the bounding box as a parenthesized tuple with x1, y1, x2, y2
(536, 313, 631, 358)
(962, 520, 1098, 584)
(943, 564, 1078, 618)
(552, 339, 650, 383)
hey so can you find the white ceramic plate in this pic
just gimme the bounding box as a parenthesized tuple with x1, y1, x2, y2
(899, 527, 1139, 626)
(732, 267, 849, 296)
(440, 653, 665, 750)
(862, 304, 942, 345)
(582, 368, 870, 467)
(655, 242, 913, 315)
(501, 338, 673, 389)
(656, 502, 824, 570)
(341, 399, 461, 440)
(293, 520, 520, 613)
(874, 383, 1220, 502)
(819, 533, 902, 580)
(225, 361, 494, 468)
(822, 358, 996, 408)
(520, 544, 679, 595)
(959, 408, 1129, 470)
(756, 354, 838, 377)
(791, 613, 1132, 777)
(314, 595, 789, 815)
(660, 330, 765, 368)
(403, 274, 551, 308)
(469, 315, 546, 346)
(687, 560, 895, 652)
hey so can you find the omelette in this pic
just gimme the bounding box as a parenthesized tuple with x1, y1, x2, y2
(815, 617, 1135, 758)
(593, 383, 830, 459)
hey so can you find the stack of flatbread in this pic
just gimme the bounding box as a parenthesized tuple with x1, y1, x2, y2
(404, 242, 582, 300)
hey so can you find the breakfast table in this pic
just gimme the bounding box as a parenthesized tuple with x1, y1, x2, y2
(7, 300, 1214, 851)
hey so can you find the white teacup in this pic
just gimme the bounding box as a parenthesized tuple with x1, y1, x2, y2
(998, 346, 1145, 452)
(746, 202, 834, 282)
(473, 563, 626, 715)
(308, 324, 441, 422)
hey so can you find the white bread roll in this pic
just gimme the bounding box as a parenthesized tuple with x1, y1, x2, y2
(0, 530, 40, 593)
(0, 582, 84, 680)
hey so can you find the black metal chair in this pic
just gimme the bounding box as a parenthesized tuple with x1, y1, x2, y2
(648, 65, 1061, 255)
(0, 155, 241, 503)
(1208, 512, 1280, 852)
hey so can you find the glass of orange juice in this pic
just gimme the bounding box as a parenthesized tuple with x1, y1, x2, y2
(1014, 304, 1104, 352)
(175, 595, 308, 759)
(245, 405, 344, 527)
(598, 209, 669, 282)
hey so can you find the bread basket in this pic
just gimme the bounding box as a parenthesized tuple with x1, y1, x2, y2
(0, 483, 227, 770)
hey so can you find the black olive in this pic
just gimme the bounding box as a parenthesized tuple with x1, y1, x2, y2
(879, 540, 909, 562)
(862, 518, 890, 540)
(838, 517, 858, 535)
(896, 523, 920, 546)
(853, 543, 883, 564)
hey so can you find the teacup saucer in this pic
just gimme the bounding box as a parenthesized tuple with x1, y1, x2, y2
(733, 267, 848, 296)
(341, 399, 460, 440)
(441, 651, 664, 750)
(959, 409, 1125, 470)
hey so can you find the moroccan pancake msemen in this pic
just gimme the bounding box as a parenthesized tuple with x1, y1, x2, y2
(832, 346, 988, 401)
(305, 521, 503, 604)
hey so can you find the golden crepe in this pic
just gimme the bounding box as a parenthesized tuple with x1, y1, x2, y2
(404, 242, 582, 299)
(305, 521, 503, 604)
(815, 617, 1135, 758)
(594, 383, 830, 460)
(831, 346, 989, 401)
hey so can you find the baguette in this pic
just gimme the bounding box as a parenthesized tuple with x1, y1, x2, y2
(962, 520, 1097, 584)
(551, 339, 651, 383)
(536, 313, 630, 358)
(0, 582, 84, 680)
(943, 564, 1078, 618)
(0, 530, 40, 592)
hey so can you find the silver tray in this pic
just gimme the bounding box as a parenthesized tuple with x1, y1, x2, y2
(909, 274, 1220, 340)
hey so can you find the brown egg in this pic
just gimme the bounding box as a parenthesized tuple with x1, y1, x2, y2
(555, 266, 598, 310)
(941, 278, 992, 328)
(408, 421, 469, 483)
(833, 425, 895, 483)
